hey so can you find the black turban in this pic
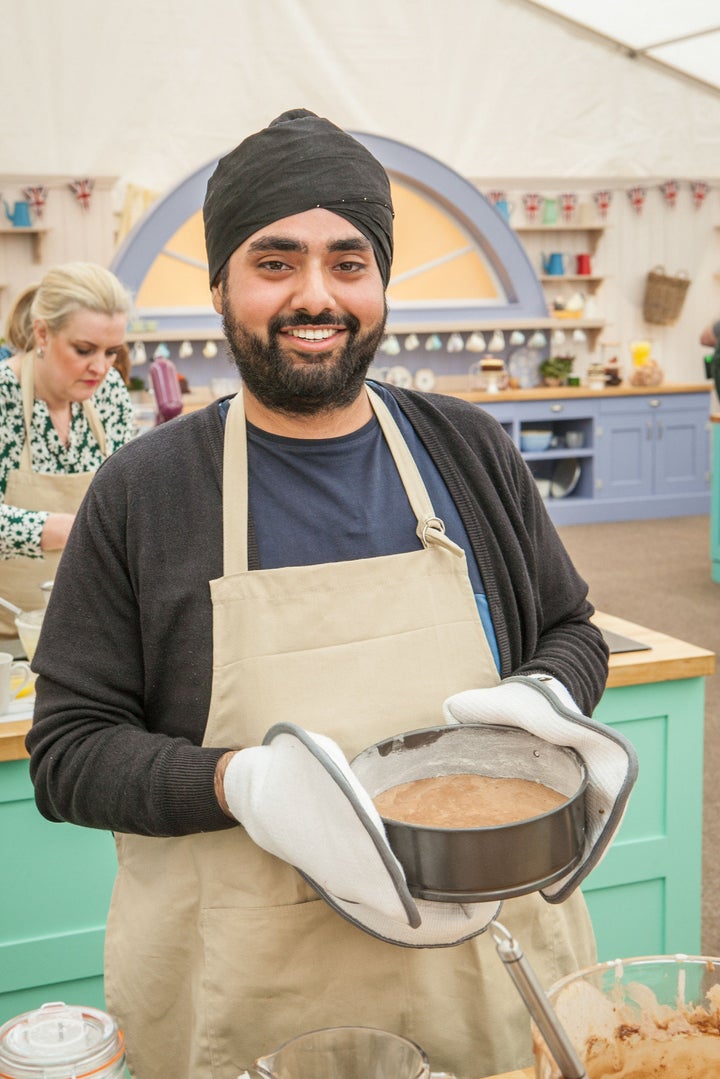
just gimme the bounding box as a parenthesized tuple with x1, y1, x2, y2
(203, 108, 394, 287)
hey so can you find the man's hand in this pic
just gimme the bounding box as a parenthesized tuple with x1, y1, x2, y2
(443, 676, 639, 902)
(214, 723, 499, 946)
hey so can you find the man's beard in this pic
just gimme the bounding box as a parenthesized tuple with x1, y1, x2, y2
(221, 298, 387, 416)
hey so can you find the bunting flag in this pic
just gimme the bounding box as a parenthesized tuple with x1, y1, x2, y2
(660, 180, 679, 208)
(560, 192, 577, 222)
(690, 181, 709, 209)
(522, 192, 543, 222)
(508, 182, 719, 226)
(69, 178, 95, 211)
(592, 190, 613, 219)
(486, 189, 506, 206)
(22, 185, 48, 219)
(627, 186, 647, 214)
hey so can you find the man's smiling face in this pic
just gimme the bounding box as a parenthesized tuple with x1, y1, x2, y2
(212, 208, 387, 415)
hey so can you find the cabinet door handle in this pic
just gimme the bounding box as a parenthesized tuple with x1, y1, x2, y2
(550, 404, 564, 413)
(649, 399, 660, 408)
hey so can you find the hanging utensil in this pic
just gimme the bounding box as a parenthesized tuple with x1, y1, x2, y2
(491, 919, 587, 1079)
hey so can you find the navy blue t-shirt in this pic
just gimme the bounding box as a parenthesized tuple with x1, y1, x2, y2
(219, 384, 499, 669)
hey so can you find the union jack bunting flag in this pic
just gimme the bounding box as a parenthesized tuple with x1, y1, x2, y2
(22, 185, 48, 219)
(69, 178, 95, 210)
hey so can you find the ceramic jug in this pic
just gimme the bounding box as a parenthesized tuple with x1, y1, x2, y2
(542, 197, 559, 225)
(4, 200, 32, 228)
(494, 198, 514, 222)
(541, 252, 569, 276)
(253, 1027, 431, 1079)
(575, 253, 592, 275)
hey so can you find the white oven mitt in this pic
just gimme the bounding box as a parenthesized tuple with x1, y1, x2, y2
(222, 722, 499, 947)
(443, 675, 639, 903)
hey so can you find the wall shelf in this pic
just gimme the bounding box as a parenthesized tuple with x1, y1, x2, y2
(0, 225, 51, 264)
(128, 317, 607, 343)
(539, 274, 605, 293)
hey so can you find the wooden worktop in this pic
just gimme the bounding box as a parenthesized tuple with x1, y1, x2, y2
(1, 613, 714, 764)
(180, 382, 711, 413)
(597, 610, 715, 688)
(440, 381, 711, 405)
(484, 1069, 533, 1079)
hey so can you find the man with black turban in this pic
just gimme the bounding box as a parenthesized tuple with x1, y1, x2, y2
(28, 111, 631, 1079)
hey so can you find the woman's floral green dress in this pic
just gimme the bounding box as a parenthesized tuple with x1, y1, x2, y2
(0, 362, 135, 559)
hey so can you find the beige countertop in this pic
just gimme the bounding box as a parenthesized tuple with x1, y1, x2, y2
(1, 613, 714, 764)
(180, 382, 712, 413)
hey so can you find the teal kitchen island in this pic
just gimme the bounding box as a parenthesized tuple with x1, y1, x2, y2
(0, 612, 714, 1022)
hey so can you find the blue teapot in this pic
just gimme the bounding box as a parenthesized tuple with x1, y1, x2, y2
(541, 251, 569, 276)
(4, 200, 32, 228)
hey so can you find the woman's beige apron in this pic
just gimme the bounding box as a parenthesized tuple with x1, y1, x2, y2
(0, 352, 107, 637)
(105, 388, 596, 1079)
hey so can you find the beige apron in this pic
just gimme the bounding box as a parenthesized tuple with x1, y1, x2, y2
(0, 353, 107, 637)
(105, 388, 595, 1079)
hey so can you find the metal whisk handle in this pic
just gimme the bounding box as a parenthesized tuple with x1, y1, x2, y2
(490, 919, 587, 1079)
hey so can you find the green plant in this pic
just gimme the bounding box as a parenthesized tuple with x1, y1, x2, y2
(128, 376, 146, 392)
(539, 355, 574, 383)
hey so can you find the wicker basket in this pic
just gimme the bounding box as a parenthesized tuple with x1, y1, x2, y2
(642, 266, 691, 325)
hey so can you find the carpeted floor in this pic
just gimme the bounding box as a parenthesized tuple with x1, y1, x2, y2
(556, 515, 719, 956)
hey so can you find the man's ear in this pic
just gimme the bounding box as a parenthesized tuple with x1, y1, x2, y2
(211, 281, 223, 315)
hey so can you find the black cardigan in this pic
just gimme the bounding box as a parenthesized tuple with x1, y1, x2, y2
(27, 387, 607, 837)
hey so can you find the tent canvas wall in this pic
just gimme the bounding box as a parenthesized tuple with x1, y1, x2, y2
(1, 0, 719, 386)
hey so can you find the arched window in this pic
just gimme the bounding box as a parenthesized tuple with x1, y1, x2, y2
(112, 132, 546, 336)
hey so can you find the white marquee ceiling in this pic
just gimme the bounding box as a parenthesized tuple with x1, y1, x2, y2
(526, 0, 720, 94)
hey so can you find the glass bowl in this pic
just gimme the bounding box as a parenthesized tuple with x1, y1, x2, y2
(533, 954, 720, 1078)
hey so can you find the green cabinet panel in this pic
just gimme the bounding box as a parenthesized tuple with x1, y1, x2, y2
(0, 674, 706, 1022)
(582, 678, 704, 960)
(0, 760, 116, 1023)
(583, 879, 666, 959)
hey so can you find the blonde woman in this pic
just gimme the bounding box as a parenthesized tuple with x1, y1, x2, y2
(0, 262, 134, 636)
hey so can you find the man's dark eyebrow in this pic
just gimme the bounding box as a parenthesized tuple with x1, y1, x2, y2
(327, 237, 372, 253)
(247, 236, 309, 254)
(246, 235, 372, 255)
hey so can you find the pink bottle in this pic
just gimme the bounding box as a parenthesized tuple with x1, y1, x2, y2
(150, 356, 183, 423)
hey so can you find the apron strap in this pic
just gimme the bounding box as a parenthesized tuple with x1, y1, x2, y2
(223, 391, 251, 575)
(365, 386, 463, 556)
(19, 351, 108, 469)
(222, 385, 463, 576)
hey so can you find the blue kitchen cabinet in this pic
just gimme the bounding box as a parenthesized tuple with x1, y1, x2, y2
(595, 394, 710, 507)
(478, 387, 710, 524)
